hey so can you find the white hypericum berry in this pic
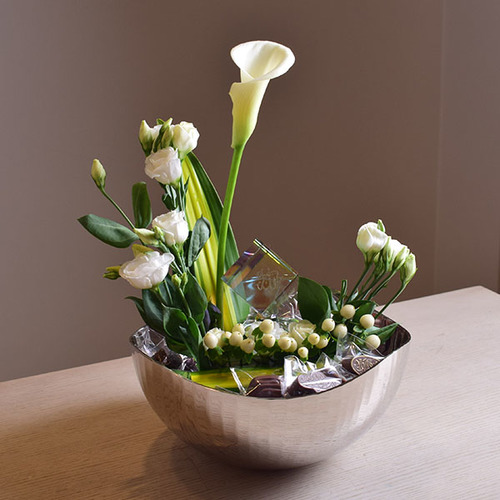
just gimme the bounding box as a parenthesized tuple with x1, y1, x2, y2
(340, 304, 356, 319)
(278, 336, 292, 351)
(360, 314, 375, 329)
(232, 323, 245, 335)
(240, 338, 255, 354)
(365, 334, 381, 350)
(218, 331, 232, 347)
(229, 332, 243, 347)
(298, 347, 309, 359)
(317, 336, 329, 349)
(333, 324, 348, 339)
(262, 333, 276, 348)
(203, 333, 218, 349)
(260, 319, 274, 334)
(288, 338, 298, 352)
(308, 333, 320, 346)
(321, 318, 335, 332)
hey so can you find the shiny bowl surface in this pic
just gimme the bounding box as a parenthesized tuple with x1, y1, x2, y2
(130, 322, 410, 469)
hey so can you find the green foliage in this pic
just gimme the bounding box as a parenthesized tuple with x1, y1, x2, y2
(184, 153, 249, 324)
(298, 276, 331, 325)
(78, 214, 137, 248)
(132, 182, 152, 228)
(183, 271, 208, 324)
(186, 218, 211, 268)
(352, 301, 376, 322)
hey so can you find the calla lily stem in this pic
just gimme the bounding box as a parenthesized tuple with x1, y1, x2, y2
(216, 144, 245, 320)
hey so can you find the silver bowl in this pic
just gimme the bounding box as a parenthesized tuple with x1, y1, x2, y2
(130, 322, 410, 469)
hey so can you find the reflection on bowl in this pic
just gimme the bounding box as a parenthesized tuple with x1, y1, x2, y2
(130, 320, 410, 470)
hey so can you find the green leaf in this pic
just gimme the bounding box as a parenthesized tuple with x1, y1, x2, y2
(323, 286, 335, 312)
(187, 217, 211, 268)
(183, 153, 249, 326)
(183, 271, 208, 324)
(376, 322, 399, 342)
(78, 214, 137, 248)
(298, 276, 331, 325)
(158, 279, 183, 309)
(339, 279, 348, 306)
(162, 185, 178, 211)
(142, 289, 165, 333)
(132, 182, 152, 228)
(353, 301, 376, 322)
(125, 296, 146, 322)
(162, 306, 188, 339)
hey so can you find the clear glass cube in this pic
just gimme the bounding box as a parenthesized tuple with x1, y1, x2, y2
(222, 239, 299, 321)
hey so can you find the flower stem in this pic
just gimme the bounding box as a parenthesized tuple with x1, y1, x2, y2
(367, 270, 398, 301)
(101, 189, 135, 229)
(347, 263, 371, 302)
(215, 144, 245, 320)
(376, 283, 406, 318)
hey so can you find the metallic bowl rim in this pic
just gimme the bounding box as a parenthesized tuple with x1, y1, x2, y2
(129, 316, 411, 401)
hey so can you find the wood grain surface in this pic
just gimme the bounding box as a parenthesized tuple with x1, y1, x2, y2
(1, 286, 499, 499)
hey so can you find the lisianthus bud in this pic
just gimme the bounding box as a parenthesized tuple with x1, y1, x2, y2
(393, 245, 410, 271)
(400, 253, 417, 285)
(152, 211, 189, 247)
(172, 121, 199, 158)
(132, 244, 154, 257)
(139, 120, 160, 156)
(91, 159, 106, 189)
(356, 221, 389, 263)
(103, 266, 120, 280)
(119, 251, 174, 289)
(134, 228, 159, 246)
(145, 147, 182, 186)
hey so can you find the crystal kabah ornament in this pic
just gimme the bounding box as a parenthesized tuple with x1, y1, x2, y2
(222, 239, 299, 322)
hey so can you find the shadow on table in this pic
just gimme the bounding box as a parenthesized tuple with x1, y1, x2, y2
(125, 430, 336, 500)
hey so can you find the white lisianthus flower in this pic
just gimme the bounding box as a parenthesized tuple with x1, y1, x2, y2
(144, 147, 182, 185)
(229, 40, 295, 148)
(356, 222, 389, 262)
(172, 122, 199, 157)
(288, 320, 316, 347)
(119, 251, 174, 289)
(152, 211, 189, 247)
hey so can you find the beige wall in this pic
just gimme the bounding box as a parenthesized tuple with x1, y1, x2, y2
(1, 0, 497, 380)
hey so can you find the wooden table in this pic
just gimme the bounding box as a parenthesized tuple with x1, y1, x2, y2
(2, 286, 499, 499)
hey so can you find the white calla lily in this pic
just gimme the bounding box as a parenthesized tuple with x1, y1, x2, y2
(229, 40, 295, 148)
